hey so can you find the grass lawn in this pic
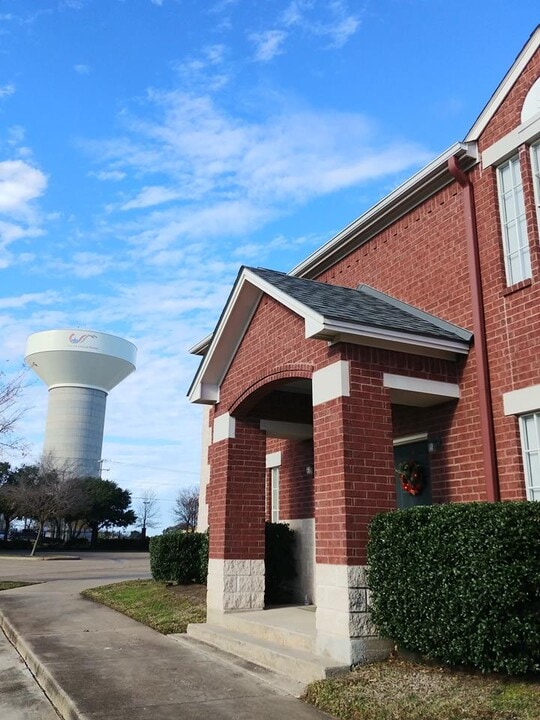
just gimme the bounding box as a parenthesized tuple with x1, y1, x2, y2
(0, 581, 37, 591)
(303, 657, 540, 720)
(81, 579, 206, 634)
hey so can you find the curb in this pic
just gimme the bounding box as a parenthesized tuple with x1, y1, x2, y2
(0, 609, 85, 720)
(0, 555, 81, 562)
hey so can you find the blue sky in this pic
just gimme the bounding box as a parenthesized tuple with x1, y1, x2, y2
(1, 0, 538, 532)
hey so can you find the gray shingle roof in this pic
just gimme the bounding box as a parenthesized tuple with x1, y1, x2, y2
(248, 267, 471, 344)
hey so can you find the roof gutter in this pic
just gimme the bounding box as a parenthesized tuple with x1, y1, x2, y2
(447, 155, 499, 502)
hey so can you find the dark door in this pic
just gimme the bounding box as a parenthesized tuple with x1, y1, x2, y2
(393, 440, 432, 509)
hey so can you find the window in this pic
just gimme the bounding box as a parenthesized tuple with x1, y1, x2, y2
(531, 143, 540, 228)
(519, 413, 540, 501)
(497, 155, 531, 285)
(270, 466, 279, 522)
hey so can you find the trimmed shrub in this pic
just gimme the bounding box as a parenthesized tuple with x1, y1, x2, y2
(367, 502, 540, 674)
(150, 531, 208, 584)
(265, 522, 296, 605)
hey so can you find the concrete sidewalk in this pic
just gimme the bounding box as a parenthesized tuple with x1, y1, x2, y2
(0, 553, 331, 720)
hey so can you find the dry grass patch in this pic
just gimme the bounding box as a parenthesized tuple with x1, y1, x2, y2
(81, 579, 206, 634)
(303, 657, 540, 720)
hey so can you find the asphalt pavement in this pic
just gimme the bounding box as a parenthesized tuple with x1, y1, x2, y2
(0, 552, 332, 720)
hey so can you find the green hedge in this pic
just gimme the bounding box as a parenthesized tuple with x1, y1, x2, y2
(367, 502, 540, 675)
(150, 531, 208, 584)
(149, 524, 295, 597)
(265, 522, 296, 605)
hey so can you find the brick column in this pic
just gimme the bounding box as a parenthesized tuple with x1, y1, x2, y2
(206, 413, 267, 619)
(312, 359, 395, 666)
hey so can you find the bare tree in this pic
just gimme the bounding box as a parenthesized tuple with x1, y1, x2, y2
(135, 490, 160, 538)
(0, 462, 17, 540)
(5, 457, 88, 555)
(0, 370, 26, 457)
(173, 485, 199, 532)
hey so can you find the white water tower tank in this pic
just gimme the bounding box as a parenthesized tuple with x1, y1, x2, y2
(25, 330, 137, 477)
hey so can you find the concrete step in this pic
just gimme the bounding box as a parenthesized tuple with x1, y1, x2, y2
(212, 608, 316, 653)
(169, 633, 307, 698)
(185, 622, 345, 686)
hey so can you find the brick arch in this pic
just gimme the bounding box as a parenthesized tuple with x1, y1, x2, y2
(229, 364, 313, 417)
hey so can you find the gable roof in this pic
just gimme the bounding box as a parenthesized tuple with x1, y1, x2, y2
(249, 268, 471, 343)
(188, 267, 471, 404)
(465, 25, 540, 142)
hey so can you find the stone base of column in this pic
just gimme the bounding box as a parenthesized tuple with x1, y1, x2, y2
(207, 558, 265, 617)
(315, 563, 393, 666)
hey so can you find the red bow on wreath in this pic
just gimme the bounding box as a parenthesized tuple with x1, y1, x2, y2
(396, 459, 424, 496)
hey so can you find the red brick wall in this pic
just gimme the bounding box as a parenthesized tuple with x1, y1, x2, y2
(207, 417, 266, 560)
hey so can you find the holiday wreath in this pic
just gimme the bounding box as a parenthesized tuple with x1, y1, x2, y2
(396, 459, 424, 496)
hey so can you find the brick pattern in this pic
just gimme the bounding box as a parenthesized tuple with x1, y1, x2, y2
(313, 356, 392, 566)
(207, 417, 266, 560)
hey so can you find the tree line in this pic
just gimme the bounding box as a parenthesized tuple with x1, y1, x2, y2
(0, 459, 136, 555)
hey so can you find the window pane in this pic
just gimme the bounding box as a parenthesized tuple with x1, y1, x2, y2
(498, 156, 530, 286)
(509, 254, 521, 285)
(531, 487, 540, 502)
(526, 452, 540, 486)
(271, 467, 279, 522)
(506, 221, 519, 253)
(499, 163, 512, 192)
(531, 144, 540, 234)
(521, 414, 540, 501)
(523, 415, 537, 449)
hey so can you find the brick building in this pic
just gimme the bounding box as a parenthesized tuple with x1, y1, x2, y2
(188, 27, 540, 670)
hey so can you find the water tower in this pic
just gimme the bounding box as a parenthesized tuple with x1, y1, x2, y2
(25, 329, 137, 477)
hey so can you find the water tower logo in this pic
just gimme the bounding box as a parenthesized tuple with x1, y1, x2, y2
(69, 333, 98, 345)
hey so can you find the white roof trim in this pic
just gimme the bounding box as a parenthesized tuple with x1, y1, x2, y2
(189, 333, 213, 356)
(315, 319, 469, 357)
(465, 26, 540, 142)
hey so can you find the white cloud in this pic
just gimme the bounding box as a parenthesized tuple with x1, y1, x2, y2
(45, 251, 119, 279)
(7, 126, 26, 146)
(249, 30, 287, 62)
(82, 89, 430, 258)
(0, 160, 47, 214)
(315, 12, 359, 48)
(281, 0, 360, 48)
(121, 185, 182, 211)
(0, 291, 60, 310)
(74, 64, 90, 75)
(282, 0, 313, 27)
(172, 44, 231, 92)
(91, 169, 126, 181)
(60, 1, 87, 9)
(0, 83, 15, 98)
(0, 220, 44, 245)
